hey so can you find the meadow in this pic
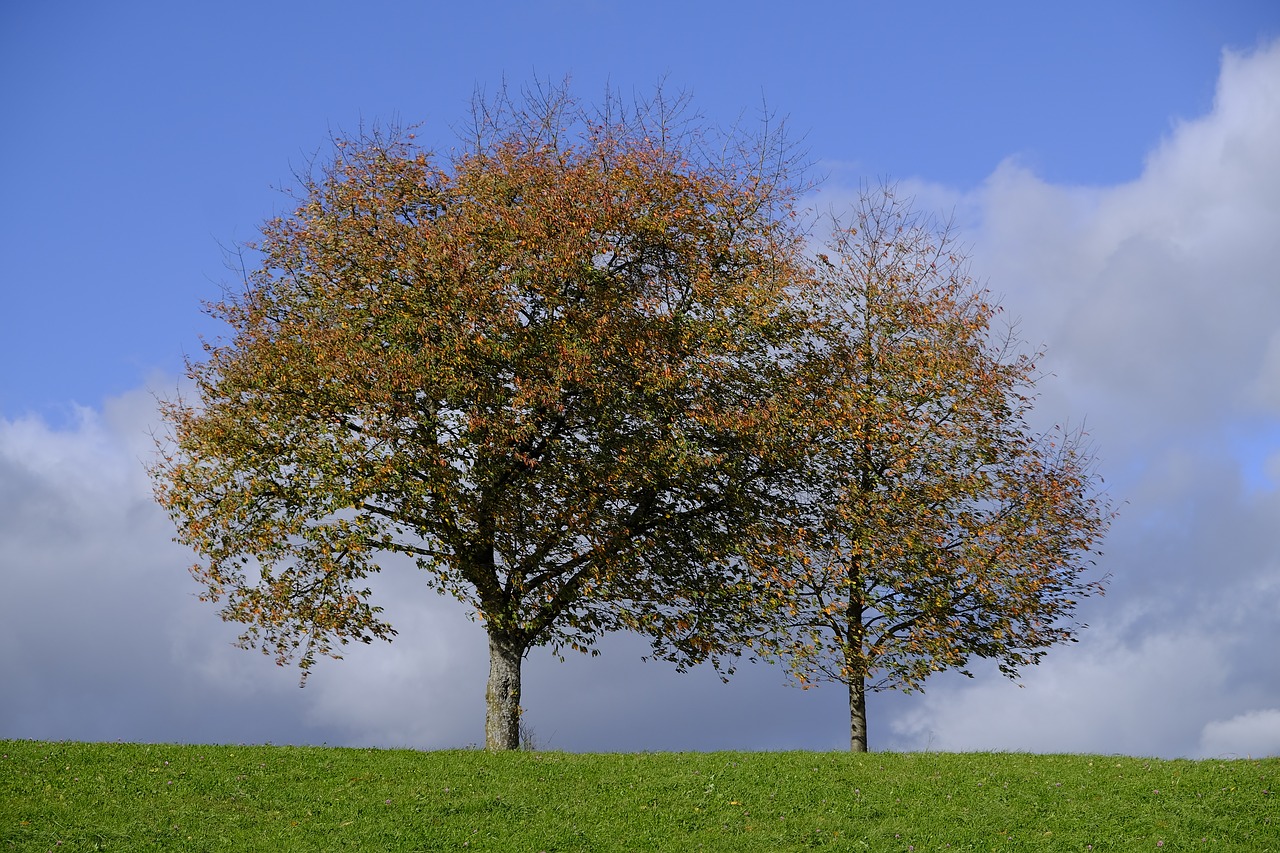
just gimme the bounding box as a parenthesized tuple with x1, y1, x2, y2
(1, 740, 1276, 851)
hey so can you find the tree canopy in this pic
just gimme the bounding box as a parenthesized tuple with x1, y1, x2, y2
(151, 85, 816, 749)
(152, 85, 1110, 752)
(742, 188, 1112, 751)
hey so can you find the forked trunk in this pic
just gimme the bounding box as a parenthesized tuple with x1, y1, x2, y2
(849, 672, 868, 752)
(485, 632, 523, 750)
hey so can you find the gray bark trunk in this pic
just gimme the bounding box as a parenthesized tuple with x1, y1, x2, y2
(485, 632, 523, 751)
(849, 672, 868, 752)
(846, 586, 869, 752)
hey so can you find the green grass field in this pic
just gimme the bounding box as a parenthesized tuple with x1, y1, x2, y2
(1, 741, 1276, 851)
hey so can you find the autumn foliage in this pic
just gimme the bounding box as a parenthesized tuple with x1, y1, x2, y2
(151, 87, 814, 749)
(151, 85, 1110, 751)
(745, 189, 1112, 750)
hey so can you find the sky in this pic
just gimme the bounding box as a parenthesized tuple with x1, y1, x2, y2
(2, 0, 1279, 757)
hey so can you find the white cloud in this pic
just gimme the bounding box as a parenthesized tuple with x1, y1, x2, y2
(962, 42, 1280, 439)
(872, 39, 1280, 757)
(1198, 709, 1280, 758)
(890, 623, 1230, 757)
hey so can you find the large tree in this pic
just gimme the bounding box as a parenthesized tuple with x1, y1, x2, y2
(150, 86, 813, 750)
(746, 187, 1112, 752)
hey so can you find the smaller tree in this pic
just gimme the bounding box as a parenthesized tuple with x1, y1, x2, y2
(749, 186, 1112, 752)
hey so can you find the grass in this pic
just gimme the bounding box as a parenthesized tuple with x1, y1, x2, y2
(1, 741, 1276, 851)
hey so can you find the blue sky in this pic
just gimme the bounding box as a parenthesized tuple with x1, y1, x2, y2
(2, 0, 1273, 418)
(3, 1, 1280, 756)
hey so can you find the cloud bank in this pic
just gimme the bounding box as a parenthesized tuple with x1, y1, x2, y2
(884, 39, 1280, 757)
(2, 39, 1278, 757)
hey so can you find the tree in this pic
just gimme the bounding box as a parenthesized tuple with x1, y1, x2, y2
(149, 84, 815, 750)
(746, 187, 1112, 752)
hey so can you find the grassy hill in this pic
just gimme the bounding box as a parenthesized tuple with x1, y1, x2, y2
(2, 740, 1276, 850)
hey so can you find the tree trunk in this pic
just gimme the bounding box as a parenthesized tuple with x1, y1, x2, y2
(846, 587, 869, 752)
(485, 632, 523, 750)
(849, 672, 868, 752)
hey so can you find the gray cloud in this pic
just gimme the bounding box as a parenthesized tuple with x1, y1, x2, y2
(0, 391, 338, 746)
(0, 385, 857, 751)
(1199, 709, 1280, 759)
